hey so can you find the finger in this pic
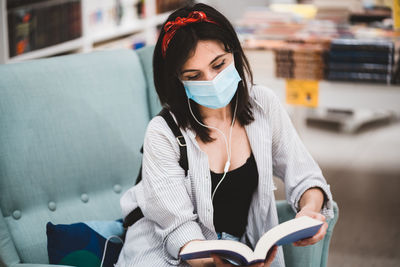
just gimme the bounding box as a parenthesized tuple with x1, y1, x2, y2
(211, 254, 232, 267)
(295, 221, 329, 246)
(295, 234, 321, 246)
(293, 236, 313, 247)
(265, 246, 278, 265)
(316, 213, 326, 222)
(313, 222, 328, 241)
(264, 246, 278, 266)
(306, 212, 326, 222)
(294, 221, 329, 246)
(296, 212, 326, 224)
(310, 221, 328, 243)
(211, 254, 224, 266)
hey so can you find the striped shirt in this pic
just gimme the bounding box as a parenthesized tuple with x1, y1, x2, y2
(117, 84, 334, 267)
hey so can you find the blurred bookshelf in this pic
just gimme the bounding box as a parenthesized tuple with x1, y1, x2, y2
(0, 0, 190, 64)
(235, 0, 400, 85)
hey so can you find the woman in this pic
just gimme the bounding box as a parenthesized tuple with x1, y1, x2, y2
(117, 3, 334, 267)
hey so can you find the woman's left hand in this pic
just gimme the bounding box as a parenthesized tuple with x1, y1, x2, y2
(293, 208, 328, 247)
(211, 245, 277, 267)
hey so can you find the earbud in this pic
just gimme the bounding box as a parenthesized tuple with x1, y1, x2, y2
(224, 161, 230, 173)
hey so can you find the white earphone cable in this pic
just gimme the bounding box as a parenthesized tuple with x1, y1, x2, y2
(100, 235, 124, 267)
(187, 94, 238, 202)
(188, 99, 231, 164)
(211, 96, 238, 202)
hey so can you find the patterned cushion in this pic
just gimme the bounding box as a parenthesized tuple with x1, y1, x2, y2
(46, 219, 124, 267)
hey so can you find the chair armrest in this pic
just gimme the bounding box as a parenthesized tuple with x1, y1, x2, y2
(276, 200, 339, 267)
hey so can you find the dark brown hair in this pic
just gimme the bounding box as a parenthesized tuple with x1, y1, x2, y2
(153, 3, 254, 143)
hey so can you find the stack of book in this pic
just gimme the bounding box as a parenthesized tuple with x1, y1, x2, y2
(325, 39, 394, 84)
(313, 0, 364, 24)
(93, 33, 146, 51)
(274, 40, 328, 80)
(7, 0, 82, 57)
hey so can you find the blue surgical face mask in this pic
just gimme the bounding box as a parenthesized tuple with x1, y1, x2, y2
(182, 62, 242, 109)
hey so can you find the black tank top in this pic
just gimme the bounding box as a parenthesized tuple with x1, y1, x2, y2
(210, 152, 259, 237)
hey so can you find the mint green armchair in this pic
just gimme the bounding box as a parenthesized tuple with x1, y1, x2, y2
(0, 49, 151, 267)
(0, 46, 338, 267)
(276, 200, 339, 267)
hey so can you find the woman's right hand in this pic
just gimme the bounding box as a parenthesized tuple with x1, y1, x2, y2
(211, 246, 278, 267)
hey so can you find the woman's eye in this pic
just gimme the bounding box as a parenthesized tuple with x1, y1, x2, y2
(213, 61, 225, 69)
(186, 74, 200, 80)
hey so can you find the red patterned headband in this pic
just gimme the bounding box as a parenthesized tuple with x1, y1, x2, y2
(161, 11, 218, 58)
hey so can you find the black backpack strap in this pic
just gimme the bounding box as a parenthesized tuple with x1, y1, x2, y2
(134, 108, 188, 185)
(158, 108, 189, 176)
(124, 109, 189, 229)
(122, 206, 144, 229)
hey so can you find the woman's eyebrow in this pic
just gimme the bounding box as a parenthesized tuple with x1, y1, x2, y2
(209, 53, 227, 65)
(181, 53, 227, 74)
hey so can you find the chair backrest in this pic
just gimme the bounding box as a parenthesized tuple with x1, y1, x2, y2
(276, 200, 339, 267)
(136, 45, 162, 117)
(0, 49, 150, 265)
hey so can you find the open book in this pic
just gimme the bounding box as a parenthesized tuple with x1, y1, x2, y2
(180, 216, 323, 266)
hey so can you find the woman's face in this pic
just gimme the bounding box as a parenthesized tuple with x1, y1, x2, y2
(180, 40, 234, 82)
